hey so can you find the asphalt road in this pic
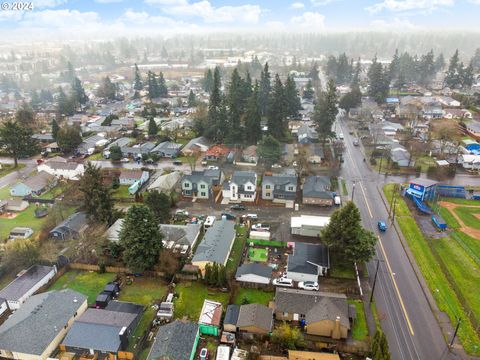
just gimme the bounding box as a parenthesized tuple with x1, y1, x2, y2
(339, 119, 462, 360)
(0, 159, 36, 193)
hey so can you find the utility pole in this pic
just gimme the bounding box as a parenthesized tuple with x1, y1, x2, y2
(351, 181, 356, 202)
(389, 184, 397, 218)
(391, 197, 397, 223)
(370, 259, 381, 303)
(449, 317, 461, 349)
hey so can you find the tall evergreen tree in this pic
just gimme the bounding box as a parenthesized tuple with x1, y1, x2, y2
(147, 71, 159, 99)
(313, 79, 338, 146)
(144, 190, 171, 223)
(72, 77, 88, 107)
(434, 53, 446, 72)
(267, 74, 286, 140)
(133, 63, 143, 91)
(303, 80, 314, 99)
(56, 125, 82, 153)
(57, 86, 74, 116)
(79, 163, 114, 225)
(15, 103, 35, 128)
(367, 57, 390, 104)
(259, 62, 271, 116)
(51, 118, 59, 141)
(206, 67, 226, 142)
(371, 330, 392, 360)
(284, 74, 302, 118)
(0, 121, 39, 167)
(445, 50, 462, 88)
(188, 90, 196, 107)
(226, 68, 244, 144)
(158, 72, 168, 97)
(97, 76, 116, 100)
(203, 69, 214, 93)
(352, 58, 361, 86)
(148, 117, 158, 136)
(244, 81, 262, 145)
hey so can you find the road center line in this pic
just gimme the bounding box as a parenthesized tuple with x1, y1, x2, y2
(359, 182, 373, 218)
(378, 235, 415, 336)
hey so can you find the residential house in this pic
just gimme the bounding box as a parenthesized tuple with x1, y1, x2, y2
(77, 134, 109, 155)
(443, 108, 472, 119)
(44, 142, 60, 153)
(459, 154, 480, 170)
(37, 157, 84, 180)
(0, 290, 87, 360)
(222, 171, 257, 203)
(390, 143, 413, 167)
(235, 263, 272, 286)
(103, 137, 131, 158)
(181, 169, 223, 200)
(120, 142, 156, 159)
(191, 219, 236, 273)
(274, 288, 353, 339)
(242, 145, 258, 164)
(160, 223, 202, 254)
(308, 145, 325, 164)
(111, 117, 135, 129)
(262, 172, 297, 203)
(287, 242, 330, 282)
(61, 301, 143, 357)
(297, 124, 318, 144)
(437, 96, 461, 107)
(302, 176, 333, 206)
(224, 305, 240, 333)
(3, 200, 29, 212)
(205, 145, 230, 161)
(465, 120, 480, 141)
(236, 304, 273, 335)
(32, 133, 54, 144)
(148, 321, 199, 360)
(422, 106, 444, 119)
(151, 141, 183, 158)
(10, 171, 57, 197)
(8, 227, 34, 240)
(290, 215, 330, 237)
(182, 136, 210, 156)
(0, 265, 57, 310)
(119, 170, 149, 186)
(147, 171, 181, 193)
(49, 212, 88, 240)
(105, 218, 124, 243)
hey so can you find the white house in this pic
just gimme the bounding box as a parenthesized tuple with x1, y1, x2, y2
(222, 171, 257, 203)
(235, 263, 272, 285)
(37, 158, 84, 181)
(291, 215, 330, 237)
(459, 154, 480, 170)
(0, 265, 57, 310)
(119, 170, 149, 186)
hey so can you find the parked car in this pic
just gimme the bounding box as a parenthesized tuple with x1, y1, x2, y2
(175, 209, 189, 217)
(272, 277, 293, 287)
(120, 158, 130, 163)
(272, 164, 282, 169)
(298, 281, 319, 291)
(244, 213, 258, 220)
(251, 223, 270, 231)
(378, 220, 387, 232)
(199, 348, 209, 360)
(221, 212, 236, 220)
(201, 160, 208, 166)
(207, 165, 219, 170)
(230, 204, 246, 211)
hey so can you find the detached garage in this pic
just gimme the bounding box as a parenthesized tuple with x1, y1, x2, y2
(291, 215, 330, 237)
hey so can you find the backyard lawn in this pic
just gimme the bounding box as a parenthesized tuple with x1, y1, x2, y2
(112, 185, 132, 199)
(348, 300, 368, 341)
(384, 184, 480, 355)
(39, 182, 70, 200)
(248, 248, 268, 262)
(415, 156, 435, 172)
(226, 226, 247, 276)
(50, 270, 115, 305)
(174, 282, 229, 320)
(234, 288, 274, 306)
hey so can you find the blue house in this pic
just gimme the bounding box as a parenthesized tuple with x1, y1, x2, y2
(10, 171, 57, 197)
(406, 178, 438, 202)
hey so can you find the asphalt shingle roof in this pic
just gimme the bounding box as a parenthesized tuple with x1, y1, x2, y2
(237, 304, 273, 332)
(287, 242, 329, 275)
(224, 304, 240, 326)
(303, 176, 333, 199)
(159, 223, 202, 247)
(0, 265, 55, 302)
(192, 219, 235, 264)
(62, 322, 123, 353)
(235, 263, 272, 279)
(0, 290, 86, 356)
(148, 321, 199, 360)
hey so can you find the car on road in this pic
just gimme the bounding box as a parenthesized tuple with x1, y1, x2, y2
(230, 204, 246, 211)
(207, 165, 219, 170)
(378, 220, 387, 232)
(221, 212, 236, 220)
(272, 277, 293, 287)
(199, 348, 209, 360)
(251, 223, 270, 231)
(353, 138, 359, 146)
(298, 281, 319, 291)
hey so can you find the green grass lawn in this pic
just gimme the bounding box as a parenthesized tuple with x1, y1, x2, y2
(453, 206, 480, 230)
(415, 156, 435, 173)
(348, 300, 368, 341)
(119, 277, 168, 352)
(0, 163, 25, 178)
(329, 263, 356, 279)
(341, 179, 348, 196)
(86, 153, 104, 161)
(234, 288, 274, 306)
(0, 204, 77, 241)
(0, 185, 12, 200)
(50, 270, 116, 305)
(226, 226, 247, 276)
(112, 185, 132, 199)
(39, 183, 70, 200)
(441, 198, 480, 206)
(248, 248, 268, 262)
(247, 239, 287, 247)
(438, 206, 460, 230)
(384, 184, 480, 355)
(174, 282, 229, 320)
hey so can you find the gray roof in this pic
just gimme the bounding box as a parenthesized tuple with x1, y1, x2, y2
(62, 322, 123, 353)
(409, 178, 438, 188)
(237, 304, 273, 332)
(303, 176, 333, 199)
(0, 290, 86, 355)
(152, 141, 183, 154)
(274, 288, 350, 329)
(183, 136, 210, 152)
(159, 223, 202, 247)
(224, 304, 240, 326)
(0, 265, 55, 302)
(50, 212, 88, 236)
(287, 242, 329, 275)
(45, 161, 81, 171)
(183, 169, 220, 187)
(75, 308, 137, 327)
(33, 133, 54, 141)
(19, 171, 55, 192)
(148, 321, 199, 360)
(263, 173, 297, 187)
(105, 300, 143, 315)
(236, 263, 272, 279)
(231, 171, 256, 186)
(106, 137, 131, 150)
(192, 219, 236, 264)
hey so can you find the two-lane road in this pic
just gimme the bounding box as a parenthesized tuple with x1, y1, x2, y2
(338, 120, 460, 360)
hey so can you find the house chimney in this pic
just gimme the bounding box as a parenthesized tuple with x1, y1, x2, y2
(332, 316, 341, 340)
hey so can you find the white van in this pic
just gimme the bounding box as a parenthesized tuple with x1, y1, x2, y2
(245, 213, 258, 220)
(273, 277, 293, 287)
(204, 216, 216, 228)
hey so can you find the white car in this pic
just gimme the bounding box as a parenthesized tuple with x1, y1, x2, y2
(272, 164, 282, 169)
(251, 223, 270, 231)
(120, 158, 130, 163)
(273, 277, 293, 287)
(298, 281, 319, 291)
(207, 165, 219, 170)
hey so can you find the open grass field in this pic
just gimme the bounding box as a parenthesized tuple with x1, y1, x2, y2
(248, 248, 268, 262)
(348, 300, 368, 341)
(50, 270, 115, 305)
(0, 204, 77, 241)
(453, 206, 480, 230)
(234, 288, 274, 306)
(384, 185, 480, 355)
(119, 277, 168, 352)
(440, 198, 480, 206)
(174, 282, 229, 321)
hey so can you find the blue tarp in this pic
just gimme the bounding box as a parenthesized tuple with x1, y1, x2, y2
(413, 196, 433, 214)
(432, 214, 447, 230)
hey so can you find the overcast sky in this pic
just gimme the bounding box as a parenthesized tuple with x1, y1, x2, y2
(1, 0, 480, 40)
